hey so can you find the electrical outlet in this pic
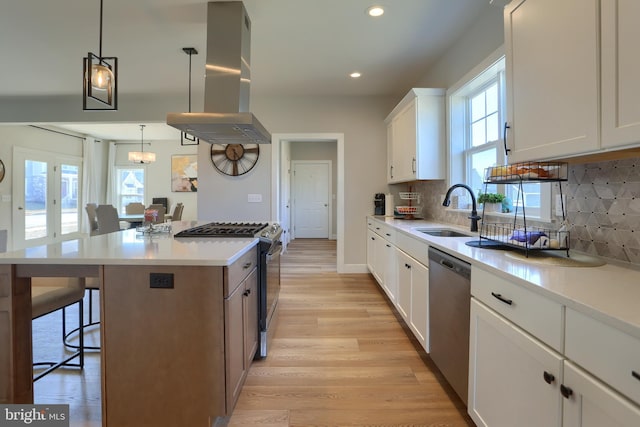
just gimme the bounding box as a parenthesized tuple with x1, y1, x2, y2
(555, 194, 566, 217)
(150, 273, 174, 289)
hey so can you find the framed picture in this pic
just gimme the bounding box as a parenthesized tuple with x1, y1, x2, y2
(171, 155, 197, 192)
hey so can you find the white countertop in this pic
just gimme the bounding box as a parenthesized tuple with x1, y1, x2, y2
(0, 221, 258, 267)
(369, 216, 640, 341)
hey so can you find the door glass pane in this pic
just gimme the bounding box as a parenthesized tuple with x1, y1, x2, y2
(25, 160, 47, 240)
(117, 168, 145, 213)
(61, 164, 79, 235)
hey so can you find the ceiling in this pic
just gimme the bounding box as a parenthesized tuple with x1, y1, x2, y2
(0, 0, 492, 141)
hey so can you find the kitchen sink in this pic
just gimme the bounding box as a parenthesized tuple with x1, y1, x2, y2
(417, 229, 471, 238)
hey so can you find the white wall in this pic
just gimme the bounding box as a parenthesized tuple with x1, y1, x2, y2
(416, 5, 504, 88)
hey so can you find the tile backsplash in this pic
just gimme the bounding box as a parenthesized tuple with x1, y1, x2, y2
(394, 157, 640, 266)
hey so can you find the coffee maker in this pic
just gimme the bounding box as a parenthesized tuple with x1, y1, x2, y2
(374, 193, 385, 215)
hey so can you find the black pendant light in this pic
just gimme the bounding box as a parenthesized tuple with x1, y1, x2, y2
(181, 47, 199, 145)
(83, 0, 118, 110)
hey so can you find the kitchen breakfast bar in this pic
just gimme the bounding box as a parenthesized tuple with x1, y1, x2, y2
(0, 221, 260, 427)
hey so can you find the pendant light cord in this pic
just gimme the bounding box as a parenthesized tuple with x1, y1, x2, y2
(98, 0, 104, 58)
(188, 50, 193, 113)
(140, 125, 145, 152)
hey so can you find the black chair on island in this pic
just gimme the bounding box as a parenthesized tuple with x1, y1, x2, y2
(32, 277, 86, 381)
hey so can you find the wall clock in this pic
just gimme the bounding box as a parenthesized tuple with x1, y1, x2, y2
(210, 143, 259, 176)
(0, 159, 4, 183)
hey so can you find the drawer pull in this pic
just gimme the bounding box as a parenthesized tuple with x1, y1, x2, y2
(243, 289, 251, 297)
(632, 371, 640, 382)
(243, 262, 252, 269)
(386, 233, 391, 237)
(543, 371, 555, 384)
(560, 384, 573, 399)
(491, 292, 513, 306)
(405, 263, 411, 269)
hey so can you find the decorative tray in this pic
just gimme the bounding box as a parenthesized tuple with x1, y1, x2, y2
(484, 161, 568, 183)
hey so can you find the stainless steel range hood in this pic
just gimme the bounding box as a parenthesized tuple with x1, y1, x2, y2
(167, 1, 270, 144)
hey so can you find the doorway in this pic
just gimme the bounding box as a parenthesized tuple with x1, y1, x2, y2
(12, 147, 83, 249)
(292, 161, 331, 239)
(270, 133, 345, 272)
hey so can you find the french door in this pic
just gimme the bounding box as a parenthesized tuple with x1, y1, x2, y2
(13, 148, 83, 249)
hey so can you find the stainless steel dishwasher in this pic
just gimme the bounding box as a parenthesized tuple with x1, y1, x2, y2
(428, 246, 471, 406)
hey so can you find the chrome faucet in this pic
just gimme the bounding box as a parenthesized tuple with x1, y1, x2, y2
(442, 184, 481, 232)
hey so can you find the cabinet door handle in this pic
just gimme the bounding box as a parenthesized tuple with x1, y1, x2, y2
(632, 371, 640, 381)
(243, 262, 252, 269)
(491, 292, 513, 306)
(386, 244, 391, 248)
(390, 165, 394, 179)
(385, 233, 391, 237)
(543, 371, 555, 384)
(405, 263, 411, 269)
(503, 122, 512, 156)
(243, 289, 251, 297)
(560, 384, 573, 399)
(412, 157, 416, 173)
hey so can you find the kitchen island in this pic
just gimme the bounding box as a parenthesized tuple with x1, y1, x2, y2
(0, 221, 260, 427)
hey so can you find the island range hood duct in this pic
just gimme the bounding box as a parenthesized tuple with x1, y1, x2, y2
(166, 1, 270, 144)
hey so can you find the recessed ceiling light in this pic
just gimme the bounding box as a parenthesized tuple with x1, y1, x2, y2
(367, 6, 384, 17)
(350, 72, 362, 78)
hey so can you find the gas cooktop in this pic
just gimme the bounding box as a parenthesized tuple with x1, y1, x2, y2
(174, 222, 268, 238)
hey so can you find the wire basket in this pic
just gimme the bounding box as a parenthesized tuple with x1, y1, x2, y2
(485, 161, 568, 183)
(399, 192, 420, 201)
(395, 206, 418, 215)
(480, 223, 570, 251)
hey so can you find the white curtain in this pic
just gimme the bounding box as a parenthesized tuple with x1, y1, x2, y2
(105, 141, 117, 206)
(81, 137, 99, 234)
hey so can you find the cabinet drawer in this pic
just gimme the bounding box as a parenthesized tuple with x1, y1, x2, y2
(396, 232, 429, 266)
(565, 308, 640, 406)
(369, 221, 396, 243)
(224, 247, 258, 298)
(471, 266, 563, 352)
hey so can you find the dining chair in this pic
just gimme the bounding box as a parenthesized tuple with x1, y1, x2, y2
(166, 203, 183, 221)
(32, 277, 86, 381)
(86, 203, 99, 236)
(125, 202, 145, 214)
(95, 205, 122, 235)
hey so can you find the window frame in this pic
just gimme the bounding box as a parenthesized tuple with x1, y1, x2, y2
(114, 165, 146, 214)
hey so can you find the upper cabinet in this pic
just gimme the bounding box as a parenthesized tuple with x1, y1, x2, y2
(385, 88, 445, 183)
(504, 0, 599, 162)
(601, 0, 640, 149)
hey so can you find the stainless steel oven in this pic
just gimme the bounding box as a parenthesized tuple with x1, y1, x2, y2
(174, 221, 282, 358)
(260, 237, 281, 357)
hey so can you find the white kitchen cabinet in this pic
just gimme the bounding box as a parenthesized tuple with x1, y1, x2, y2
(366, 219, 397, 303)
(396, 249, 429, 352)
(469, 298, 563, 427)
(601, 0, 640, 149)
(385, 88, 445, 183)
(504, 0, 599, 161)
(565, 307, 640, 407)
(562, 361, 640, 427)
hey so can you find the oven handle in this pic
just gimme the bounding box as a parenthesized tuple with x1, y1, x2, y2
(266, 241, 282, 260)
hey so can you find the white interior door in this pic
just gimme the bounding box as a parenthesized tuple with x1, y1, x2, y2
(292, 161, 330, 238)
(13, 148, 82, 250)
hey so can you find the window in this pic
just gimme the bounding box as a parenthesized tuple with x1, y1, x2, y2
(115, 167, 145, 213)
(448, 50, 550, 220)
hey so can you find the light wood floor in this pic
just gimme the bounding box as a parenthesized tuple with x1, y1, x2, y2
(33, 238, 473, 427)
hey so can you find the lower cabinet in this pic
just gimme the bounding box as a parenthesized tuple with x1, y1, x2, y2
(562, 360, 640, 426)
(469, 298, 563, 427)
(397, 249, 429, 351)
(224, 267, 258, 414)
